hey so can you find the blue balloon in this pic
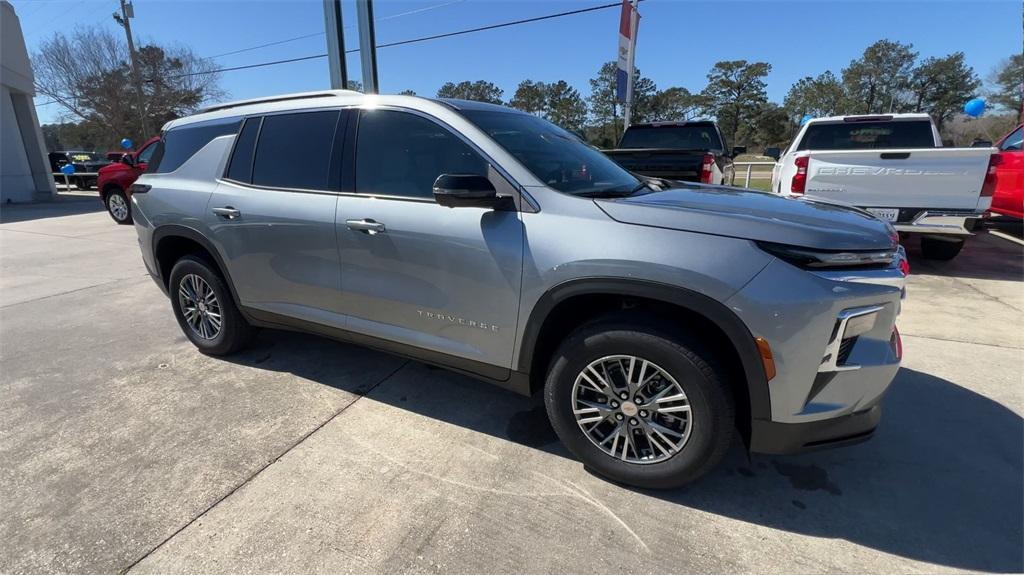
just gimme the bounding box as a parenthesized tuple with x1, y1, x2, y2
(964, 98, 986, 118)
(60, 164, 76, 175)
(800, 114, 814, 126)
(120, 138, 134, 150)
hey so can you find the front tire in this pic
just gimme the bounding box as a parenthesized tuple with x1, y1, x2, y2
(169, 255, 251, 355)
(920, 235, 965, 260)
(544, 318, 735, 489)
(105, 188, 133, 224)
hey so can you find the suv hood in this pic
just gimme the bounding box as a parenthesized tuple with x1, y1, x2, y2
(595, 184, 895, 251)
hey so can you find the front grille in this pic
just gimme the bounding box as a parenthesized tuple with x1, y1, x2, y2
(837, 336, 857, 365)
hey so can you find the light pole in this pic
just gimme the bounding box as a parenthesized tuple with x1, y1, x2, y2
(355, 0, 379, 93)
(114, 0, 149, 136)
(323, 0, 349, 89)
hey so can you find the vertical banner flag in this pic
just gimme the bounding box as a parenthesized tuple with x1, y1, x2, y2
(616, 0, 640, 103)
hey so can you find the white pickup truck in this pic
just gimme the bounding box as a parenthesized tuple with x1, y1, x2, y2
(768, 114, 1000, 260)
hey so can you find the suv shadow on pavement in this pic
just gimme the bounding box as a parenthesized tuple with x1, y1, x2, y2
(224, 331, 1023, 573)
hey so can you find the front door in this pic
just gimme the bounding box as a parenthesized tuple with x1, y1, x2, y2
(335, 108, 523, 374)
(207, 110, 347, 324)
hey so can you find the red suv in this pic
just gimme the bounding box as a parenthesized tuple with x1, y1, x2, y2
(990, 123, 1022, 220)
(97, 136, 159, 224)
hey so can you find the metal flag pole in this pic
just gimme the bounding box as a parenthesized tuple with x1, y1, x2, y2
(617, 0, 640, 131)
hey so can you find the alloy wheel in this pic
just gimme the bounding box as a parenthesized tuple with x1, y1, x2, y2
(177, 274, 222, 340)
(108, 194, 129, 221)
(572, 355, 693, 464)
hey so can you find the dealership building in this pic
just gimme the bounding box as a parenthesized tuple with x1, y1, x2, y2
(1, 0, 56, 202)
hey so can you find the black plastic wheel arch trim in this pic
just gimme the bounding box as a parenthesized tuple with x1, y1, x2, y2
(151, 224, 245, 313)
(516, 277, 771, 422)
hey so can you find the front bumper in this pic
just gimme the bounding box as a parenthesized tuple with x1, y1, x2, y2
(892, 209, 986, 235)
(750, 405, 881, 454)
(727, 255, 903, 447)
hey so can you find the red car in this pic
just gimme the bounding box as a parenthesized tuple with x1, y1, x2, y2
(97, 136, 159, 224)
(990, 123, 1023, 219)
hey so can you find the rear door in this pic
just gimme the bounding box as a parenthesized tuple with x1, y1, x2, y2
(803, 148, 994, 211)
(207, 109, 348, 324)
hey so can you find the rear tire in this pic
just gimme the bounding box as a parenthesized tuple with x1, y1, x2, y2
(169, 255, 252, 356)
(920, 235, 965, 261)
(544, 317, 735, 489)
(105, 188, 133, 224)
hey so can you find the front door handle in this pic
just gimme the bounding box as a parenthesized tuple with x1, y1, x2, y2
(212, 207, 241, 219)
(346, 219, 386, 235)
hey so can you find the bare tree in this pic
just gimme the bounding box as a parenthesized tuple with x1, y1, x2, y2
(33, 27, 223, 148)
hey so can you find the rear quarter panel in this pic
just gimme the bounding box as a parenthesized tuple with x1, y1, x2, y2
(132, 135, 236, 275)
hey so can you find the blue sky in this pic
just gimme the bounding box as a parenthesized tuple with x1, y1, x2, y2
(14, 0, 1022, 124)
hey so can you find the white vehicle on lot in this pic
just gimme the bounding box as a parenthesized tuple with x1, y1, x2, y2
(768, 114, 1000, 260)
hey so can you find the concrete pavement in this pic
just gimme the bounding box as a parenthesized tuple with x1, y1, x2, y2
(1, 196, 1021, 574)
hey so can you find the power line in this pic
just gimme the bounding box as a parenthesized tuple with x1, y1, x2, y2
(206, 0, 465, 60)
(375, 1, 623, 50)
(163, 53, 329, 80)
(155, 1, 627, 81)
(206, 32, 325, 60)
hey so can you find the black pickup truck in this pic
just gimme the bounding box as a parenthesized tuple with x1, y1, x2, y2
(47, 151, 112, 189)
(603, 121, 743, 185)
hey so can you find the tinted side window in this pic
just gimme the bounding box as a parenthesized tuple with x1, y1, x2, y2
(1001, 127, 1022, 152)
(151, 117, 241, 173)
(225, 117, 261, 183)
(356, 110, 487, 199)
(136, 141, 158, 164)
(252, 111, 339, 190)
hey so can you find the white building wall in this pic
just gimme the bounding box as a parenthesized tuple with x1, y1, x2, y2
(1, 0, 56, 203)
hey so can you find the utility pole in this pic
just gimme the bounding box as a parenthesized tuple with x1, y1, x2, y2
(355, 0, 379, 94)
(115, 0, 149, 136)
(323, 0, 348, 89)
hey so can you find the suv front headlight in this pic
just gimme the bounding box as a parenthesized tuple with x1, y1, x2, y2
(756, 241, 898, 271)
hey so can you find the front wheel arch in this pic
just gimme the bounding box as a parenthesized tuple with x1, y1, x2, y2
(517, 279, 771, 443)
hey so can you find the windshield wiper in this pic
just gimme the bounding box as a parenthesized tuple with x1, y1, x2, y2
(575, 181, 649, 198)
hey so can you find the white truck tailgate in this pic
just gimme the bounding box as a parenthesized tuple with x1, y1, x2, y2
(804, 148, 993, 210)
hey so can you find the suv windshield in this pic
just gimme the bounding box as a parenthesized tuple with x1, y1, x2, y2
(797, 120, 935, 150)
(457, 109, 640, 196)
(618, 125, 723, 150)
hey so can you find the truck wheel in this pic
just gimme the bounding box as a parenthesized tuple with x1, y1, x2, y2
(544, 317, 735, 489)
(169, 255, 252, 356)
(105, 188, 133, 224)
(920, 236, 965, 261)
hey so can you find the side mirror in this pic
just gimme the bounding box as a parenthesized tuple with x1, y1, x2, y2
(764, 147, 781, 161)
(731, 146, 747, 157)
(121, 155, 135, 166)
(970, 139, 993, 148)
(433, 174, 502, 208)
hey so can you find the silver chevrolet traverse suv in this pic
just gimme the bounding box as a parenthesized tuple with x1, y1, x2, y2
(131, 91, 906, 488)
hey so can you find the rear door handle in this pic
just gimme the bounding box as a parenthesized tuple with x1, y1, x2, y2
(212, 207, 241, 219)
(346, 218, 386, 235)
